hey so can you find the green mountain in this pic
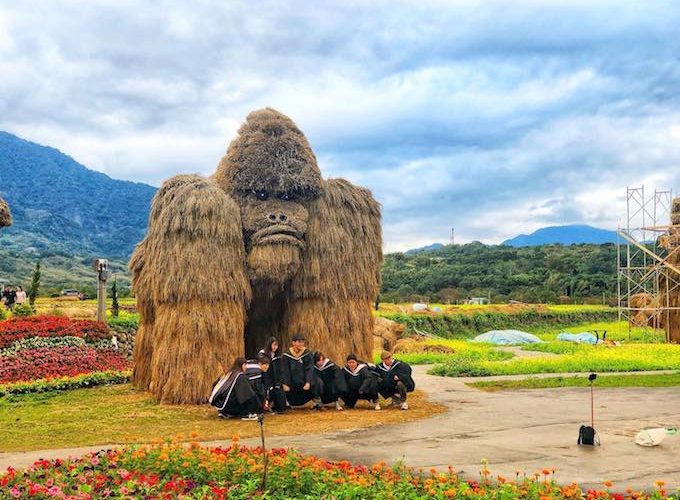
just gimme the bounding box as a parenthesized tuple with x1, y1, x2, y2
(0, 131, 156, 295)
(0, 131, 156, 257)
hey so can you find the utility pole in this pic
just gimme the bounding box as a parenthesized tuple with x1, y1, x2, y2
(451, 227, 455, 245)
(93, 259, 109, 322)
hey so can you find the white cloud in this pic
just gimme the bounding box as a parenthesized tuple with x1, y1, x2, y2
(0, 0, 679, 251)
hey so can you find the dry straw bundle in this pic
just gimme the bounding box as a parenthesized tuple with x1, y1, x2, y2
(665, 197, 680, 342)
(0, 196, 11, 227)
(132, 110, 382, 404)
(131, 175, 251, 403)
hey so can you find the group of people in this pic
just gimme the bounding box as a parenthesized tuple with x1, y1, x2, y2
(2, 285, 26, 311)
(209, 334, 415, 421)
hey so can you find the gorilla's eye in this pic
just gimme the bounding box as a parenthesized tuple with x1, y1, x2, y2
(278, 192, 292, 201)
(253, 190, 269, 201)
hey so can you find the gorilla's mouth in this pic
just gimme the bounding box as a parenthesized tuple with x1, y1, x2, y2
(251, 225, 304, 247)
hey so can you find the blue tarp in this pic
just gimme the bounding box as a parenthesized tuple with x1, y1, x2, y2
(556, 332, 598, 344)
(472, 330, 543, 345)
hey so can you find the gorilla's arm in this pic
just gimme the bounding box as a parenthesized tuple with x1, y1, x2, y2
(286, 178, 382, 362)
(0, 196, 11, 227)
(130, 174, 251, 404)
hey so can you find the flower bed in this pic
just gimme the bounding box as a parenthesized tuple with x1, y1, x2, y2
(0, 439, 673, 499)
(0, 370, 131, 396)
(0, 316, 111, 348)
(0, 316, 129, 388)
(0, 346, 129, 383)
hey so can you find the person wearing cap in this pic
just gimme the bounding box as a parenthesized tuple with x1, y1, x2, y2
(341, 353, 381, 410)
(280, 334, 316, 406)
(377, 350, 415, 410)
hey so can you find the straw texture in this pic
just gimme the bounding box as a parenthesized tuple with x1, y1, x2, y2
(0, 196, 11, 227)
(132, 110, 382, 403)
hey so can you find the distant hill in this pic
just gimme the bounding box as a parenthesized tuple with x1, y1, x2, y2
(0, 131, 156, 258)
(501, 224, 617, 247)
(0, 131, 156, 294)
(405, 243, 445, 255)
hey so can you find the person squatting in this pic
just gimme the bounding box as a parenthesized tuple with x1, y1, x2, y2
(209, 334, 415, 420)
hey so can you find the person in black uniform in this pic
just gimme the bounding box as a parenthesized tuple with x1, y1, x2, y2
(341, 354, 381, 410)
(258, 337, 287, 413)
(209, 357, 260, 420)
(244, 354, 272, 412)
(311, 351, 347, 411)
(377, 350, 415, 410)
(280, 334, 316, 407)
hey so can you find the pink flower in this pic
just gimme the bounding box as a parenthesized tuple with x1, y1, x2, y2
(9, 487, 21, 498)
(90, 457, 100, 466)
(47, 486, 62, 496)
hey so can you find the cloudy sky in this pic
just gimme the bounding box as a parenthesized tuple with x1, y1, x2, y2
(1, 1, 679, 251)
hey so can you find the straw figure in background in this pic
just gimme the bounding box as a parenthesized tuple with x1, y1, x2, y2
(131, 109, 383, 404)
(660, 197, 680, 342)
(0, 196, 11, 227)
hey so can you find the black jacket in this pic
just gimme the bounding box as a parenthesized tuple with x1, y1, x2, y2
(377, 360, 415, 395)
(245, 362, 268, 405)
(312, 359, 347, 403)
(209, 371, 255, 412)
(343, 363, 379, 396)
(280, 349, 313, 388)
(258, 349, 283, 389)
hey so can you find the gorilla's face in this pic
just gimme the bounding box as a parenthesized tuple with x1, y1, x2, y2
(240, 190, 308, 248)
(213, 108, 324, 289)
(236, 188, 313, 287)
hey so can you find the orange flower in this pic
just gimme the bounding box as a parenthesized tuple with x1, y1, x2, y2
(655, 480, 665, 488)
(603, 480, 613, 488)
(443, 489, 456, 497)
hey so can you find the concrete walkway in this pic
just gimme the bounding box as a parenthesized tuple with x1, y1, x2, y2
(2, 366, 679, 491)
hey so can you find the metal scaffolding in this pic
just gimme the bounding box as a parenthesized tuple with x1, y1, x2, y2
(617, 186, 680, 341)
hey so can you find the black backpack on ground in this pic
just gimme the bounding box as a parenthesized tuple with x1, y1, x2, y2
(578, 373, 600, 446)
(578, 425, 599, 445)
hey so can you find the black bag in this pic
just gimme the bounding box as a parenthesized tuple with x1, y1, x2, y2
(578, 425, 599, 446)
(578, 373, 600, 446)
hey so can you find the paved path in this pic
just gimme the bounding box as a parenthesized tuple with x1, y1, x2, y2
(2, 366, 679, 492)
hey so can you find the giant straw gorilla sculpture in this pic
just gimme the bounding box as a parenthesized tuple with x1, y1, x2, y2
(0, 196, 11, 227)
(131, 109, 382, 404)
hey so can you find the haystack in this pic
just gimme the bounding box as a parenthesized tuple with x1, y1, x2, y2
(662, 197, 680, 343)
(629, 293, 660, 327)
(373, 317, 406, 351)
(0, 196, 11, 227)
(132, 110, 382, 404)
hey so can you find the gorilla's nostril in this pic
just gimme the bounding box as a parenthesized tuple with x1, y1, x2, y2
(267, 214, 277, 222)
(279, 214, 287, 222)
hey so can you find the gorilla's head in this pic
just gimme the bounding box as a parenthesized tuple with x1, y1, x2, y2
(213, 109, 323, 288)
(0, 197, 11, 228)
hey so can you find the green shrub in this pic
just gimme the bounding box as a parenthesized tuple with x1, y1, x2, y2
(107, 313, 138, 330)
(12, 303, 36, 317)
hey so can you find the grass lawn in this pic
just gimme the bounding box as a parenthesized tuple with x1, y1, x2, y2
(527, 320, 666, 343)
(430, 341, 680, 377)
(0, 384, 442, 453)
(468, 371, 680, 391)
(380, 338, 514, 365)
(387, 320, 680, 378)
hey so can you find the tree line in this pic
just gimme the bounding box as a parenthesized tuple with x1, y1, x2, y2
(381, 242, 616, 304)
